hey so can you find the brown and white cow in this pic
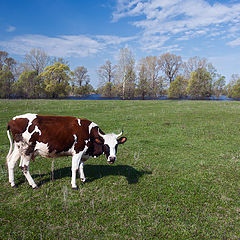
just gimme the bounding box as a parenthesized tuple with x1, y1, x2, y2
(6, 113, 127, 189)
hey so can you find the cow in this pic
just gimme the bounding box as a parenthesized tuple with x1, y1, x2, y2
(6, 113, 127, 189)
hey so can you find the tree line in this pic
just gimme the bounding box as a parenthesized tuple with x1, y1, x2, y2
(1, 48, 240, 99)
(97, 48, 240, 99)
(0, 49, 93, 98)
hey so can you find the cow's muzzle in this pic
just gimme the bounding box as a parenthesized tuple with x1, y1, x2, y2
(108, 156, 116, 164)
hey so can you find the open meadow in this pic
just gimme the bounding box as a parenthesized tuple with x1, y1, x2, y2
(0, 99, 240, 239)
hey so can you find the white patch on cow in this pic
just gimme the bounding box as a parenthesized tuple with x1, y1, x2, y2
(65, 134, 78, 155)
(88, 122, 98, 134)
(82, 144, 89, 153)
(18, 114, 37, 142)
(35, 141, 49, 157)
(77, 119, 81, 126)
(34, 125, 41, 135)
(13, 113, 37, 121)
(13, 113, 42, 142)
(73, 134, 77, 142)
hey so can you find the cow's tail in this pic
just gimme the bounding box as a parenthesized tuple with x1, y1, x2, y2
(6, 125, 13, 162)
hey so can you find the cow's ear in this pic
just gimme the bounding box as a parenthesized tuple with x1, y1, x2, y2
(118, 137, 127, 144)
(95, 138, 103, 144)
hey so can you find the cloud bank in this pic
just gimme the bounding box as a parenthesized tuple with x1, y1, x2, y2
(113, 0, 240, 50)
(0, 34, 135, 58)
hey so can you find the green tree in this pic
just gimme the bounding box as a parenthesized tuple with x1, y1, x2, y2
(231, 79, 240, 99)
(40, 62, 72, 98)
(213, 75, 226, 97)
(72, 66, 92, 96)
(226, 74, 240, 98)
(187, 68, 213, 99)
(14, 71, 44, 98)
(74, 83, 94, 96)
(0, 51, 17, 98)
(168, 75, 188, 99)
(0, 70, 15, 98)
(97, 82, 118, 98)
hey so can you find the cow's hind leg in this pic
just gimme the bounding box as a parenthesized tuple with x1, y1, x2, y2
(7, 144, 20, 187)
(20, 155, 38, 189)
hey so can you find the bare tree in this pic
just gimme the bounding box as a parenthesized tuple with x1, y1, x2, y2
(25, 48, 50, 74)
(0, 51, 9, 71)
(183, 56, 213, 79)
(51, 57, 69, 66)
(73, 66, 90, 87)
(158, 53, 182, 84)
(97, 60, 116, 85)
(137, 59, 149, 100)
(115, 48, 136, 99)
(145, 56, 162, 97)
(137, 56, 163, 98)
(97, 60, 116, 97)
(4, 57, 17, 72)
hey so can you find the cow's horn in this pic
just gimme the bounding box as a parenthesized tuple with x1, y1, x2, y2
(116, 130, 123, 138)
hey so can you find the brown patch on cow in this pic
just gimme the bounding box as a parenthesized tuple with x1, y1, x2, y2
(86, 126, 104, 157)
(8, 118, 29, 141)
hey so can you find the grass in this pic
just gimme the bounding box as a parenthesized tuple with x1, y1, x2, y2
(0, 99, 240, 239)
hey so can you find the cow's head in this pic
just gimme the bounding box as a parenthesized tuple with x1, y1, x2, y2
(96, 130, 127, 164)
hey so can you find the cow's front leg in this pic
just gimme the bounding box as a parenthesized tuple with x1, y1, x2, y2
(71, 152, 83, 189)
(79, 161, 86, 183)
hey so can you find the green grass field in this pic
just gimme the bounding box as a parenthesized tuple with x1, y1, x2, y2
(0, 99, 240, 239)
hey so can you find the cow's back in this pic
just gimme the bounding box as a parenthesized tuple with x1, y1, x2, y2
(8, 114, 93, 157)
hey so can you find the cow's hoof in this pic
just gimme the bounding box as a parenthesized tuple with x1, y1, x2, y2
(11, 184, 18, 188)
(33, 185, 39, 190)
(72, 186, 79, 190)
(80, 178, 86, 184)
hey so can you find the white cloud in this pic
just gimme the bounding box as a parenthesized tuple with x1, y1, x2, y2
(0, 34, 134, 58)
(227, 38, 240, 47)
(96, 35, 137, 45)
(140, 35, 170, 51)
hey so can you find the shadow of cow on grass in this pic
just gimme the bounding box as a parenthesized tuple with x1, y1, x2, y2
(27, 164, 152, 187)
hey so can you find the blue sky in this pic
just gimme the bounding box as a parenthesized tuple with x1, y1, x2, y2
(1, 0, 240, 88)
